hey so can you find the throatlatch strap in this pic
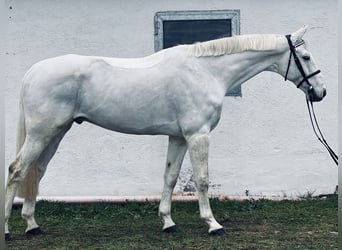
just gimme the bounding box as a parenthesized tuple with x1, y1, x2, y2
(284, 47, 292, 81)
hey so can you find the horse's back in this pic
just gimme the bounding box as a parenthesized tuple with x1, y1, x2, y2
(22, 51, 167, 85)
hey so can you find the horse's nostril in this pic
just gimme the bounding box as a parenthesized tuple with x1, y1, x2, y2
(322, 89, 327, 97)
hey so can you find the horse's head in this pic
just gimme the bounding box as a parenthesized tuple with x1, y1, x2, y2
(281, 25, 326, 102)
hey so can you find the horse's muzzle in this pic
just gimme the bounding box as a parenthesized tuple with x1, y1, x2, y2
(308, 86, 326, 102)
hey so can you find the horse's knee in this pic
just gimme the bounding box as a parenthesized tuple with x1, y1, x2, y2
(194, 175, 209, 192)
(164, 172, 178, 187)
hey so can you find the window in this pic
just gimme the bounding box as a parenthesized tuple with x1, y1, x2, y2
(154, 10, 241, 96)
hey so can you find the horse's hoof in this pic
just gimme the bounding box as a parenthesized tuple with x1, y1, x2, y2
(209, 228, 226, 236)
(5, 233, 11, 241)
(163, 225, 181, 233)
(26, 227, 44, 236)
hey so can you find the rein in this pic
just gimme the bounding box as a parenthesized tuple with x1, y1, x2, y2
(306, 100, 338, 165)
(284, 34, 338, 166)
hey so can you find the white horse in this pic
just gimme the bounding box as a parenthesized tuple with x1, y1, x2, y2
(5, 25, 326, 239)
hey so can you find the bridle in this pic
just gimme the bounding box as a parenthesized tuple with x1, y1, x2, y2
(284, 34, 321, 90)
(284, 34, 338, 166)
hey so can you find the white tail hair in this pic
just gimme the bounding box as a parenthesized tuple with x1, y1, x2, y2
(16, 98, 39, 199)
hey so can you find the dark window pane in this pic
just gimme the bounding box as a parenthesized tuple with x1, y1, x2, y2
(163, 19, 232, 48)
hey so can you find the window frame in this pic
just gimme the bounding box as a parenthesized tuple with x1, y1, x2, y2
(154, 9, 240, 51)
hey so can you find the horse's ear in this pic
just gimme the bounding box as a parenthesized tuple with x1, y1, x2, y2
(291, 24, 309, 43)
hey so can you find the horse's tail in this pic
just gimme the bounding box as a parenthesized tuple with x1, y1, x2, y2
(16, 96, 39, 199)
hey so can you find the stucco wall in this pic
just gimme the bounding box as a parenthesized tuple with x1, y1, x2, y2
(4, 0, 338, 198)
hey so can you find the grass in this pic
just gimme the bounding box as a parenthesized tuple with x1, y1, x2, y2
(5, 196, 337, 250)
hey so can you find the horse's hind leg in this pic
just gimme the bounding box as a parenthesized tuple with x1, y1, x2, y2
(5, 136, 51, 239)
(5, 125, 71, 239)
(159, 136, 187, 233)
(21, 125, 71, 235)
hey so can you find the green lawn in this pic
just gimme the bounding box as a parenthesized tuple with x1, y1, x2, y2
(6, 196, 337, 250)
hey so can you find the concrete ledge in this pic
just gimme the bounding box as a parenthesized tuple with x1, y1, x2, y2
(12, 193, 311, 206)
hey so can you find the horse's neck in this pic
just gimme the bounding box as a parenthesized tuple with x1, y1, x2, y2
(204, 50, 283, 95)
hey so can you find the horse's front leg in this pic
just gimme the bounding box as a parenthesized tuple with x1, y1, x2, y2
(187, 133, 225, 235)
(159, 136, 187, 233)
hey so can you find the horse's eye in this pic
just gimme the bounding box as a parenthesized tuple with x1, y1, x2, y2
(302, 55, 310, 61)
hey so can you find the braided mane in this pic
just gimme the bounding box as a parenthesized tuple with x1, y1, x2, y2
(188, 34, 279, 57)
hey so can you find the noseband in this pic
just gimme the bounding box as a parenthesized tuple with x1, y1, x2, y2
(284, 34, 321, 89)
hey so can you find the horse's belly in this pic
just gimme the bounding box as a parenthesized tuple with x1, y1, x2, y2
(76, 109, 181, 136)
(76, 85, 182, 136)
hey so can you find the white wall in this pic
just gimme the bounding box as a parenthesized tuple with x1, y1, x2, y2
(4, 0, 338, 198)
